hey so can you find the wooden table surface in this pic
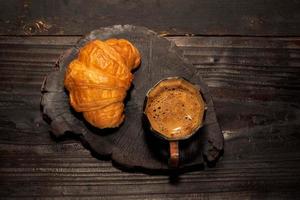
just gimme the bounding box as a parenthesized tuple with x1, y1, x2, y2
(0, 1, 300, 199)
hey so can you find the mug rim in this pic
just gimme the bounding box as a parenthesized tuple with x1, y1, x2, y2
(143, 76, 207, 141)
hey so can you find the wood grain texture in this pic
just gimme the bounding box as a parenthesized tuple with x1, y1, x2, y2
(0, 34, 300, 198)
(0, 0, 300, 36)
(40, 25, 224, 170)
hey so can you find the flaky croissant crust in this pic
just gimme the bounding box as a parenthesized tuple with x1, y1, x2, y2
(64, 39, 141, 128)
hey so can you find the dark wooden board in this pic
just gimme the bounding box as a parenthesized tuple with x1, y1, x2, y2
(40, 25, 224, 171)
(1, 0, 300, 36)
(0, 35, 300, 198)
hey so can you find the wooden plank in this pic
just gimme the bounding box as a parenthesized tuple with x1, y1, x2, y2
(40, 25, 223, 170)
(0, 0, 300, 36)
(0, 36, 300, 198)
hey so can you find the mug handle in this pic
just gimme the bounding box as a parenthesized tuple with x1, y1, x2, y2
(169, 141, 179, 167)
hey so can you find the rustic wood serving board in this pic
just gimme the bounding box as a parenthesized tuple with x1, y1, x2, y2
(40, 25, 224, 172)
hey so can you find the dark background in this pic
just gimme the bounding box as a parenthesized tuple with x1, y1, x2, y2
(1, 0, 300, 36)
(0, 0, 300, 199)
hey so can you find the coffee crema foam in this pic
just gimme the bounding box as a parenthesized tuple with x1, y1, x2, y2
(145, 79, 205, 140)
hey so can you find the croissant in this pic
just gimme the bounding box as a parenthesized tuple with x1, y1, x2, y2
(64, 39, 141, 128)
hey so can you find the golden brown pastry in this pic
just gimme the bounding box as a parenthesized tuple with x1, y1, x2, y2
(64, 39, 141, 128)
